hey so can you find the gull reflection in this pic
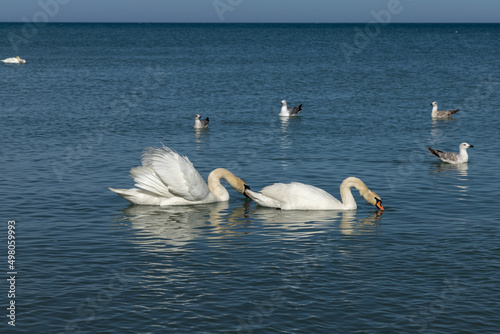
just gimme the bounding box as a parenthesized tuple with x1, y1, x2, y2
(280, 117, 289, 134)
(429, 162, 469, 199)
(430, 162, 469, 178)
(279, 118, 291, 169)
(432, 117, 457, 127)
(193, 127, 209, 146)
(431, 117, 461, 141)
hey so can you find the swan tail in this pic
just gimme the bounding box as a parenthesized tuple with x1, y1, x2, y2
(109, 187, 134, 198)
(108, 187, 162, 205)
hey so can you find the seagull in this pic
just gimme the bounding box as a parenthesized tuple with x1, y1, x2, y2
(194, 114, 209, 129)
(428, 142, 473, 164)
(280, 100, 302, 117)
(431, 101, 459, 118)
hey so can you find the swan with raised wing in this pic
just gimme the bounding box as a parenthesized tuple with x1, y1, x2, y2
(244, 177, 384, 211)
(109, 146, 249, 205)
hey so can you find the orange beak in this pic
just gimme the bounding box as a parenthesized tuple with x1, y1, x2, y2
(376, 201, 384, 210)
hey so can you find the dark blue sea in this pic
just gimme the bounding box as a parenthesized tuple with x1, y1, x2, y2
(1, 23, 500, 333)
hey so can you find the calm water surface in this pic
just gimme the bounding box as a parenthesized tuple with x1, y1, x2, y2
(1, 23, 500, 333)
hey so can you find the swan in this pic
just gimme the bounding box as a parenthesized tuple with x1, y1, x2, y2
(244, 177, 384, 211)
(431, 101, 459, 118)
(194, 114, 209, 129)
(1, 56, 26, 64)
(428, 142, 473, 164)
(280, 100, 302, 117)
(109, 146, 249, 205)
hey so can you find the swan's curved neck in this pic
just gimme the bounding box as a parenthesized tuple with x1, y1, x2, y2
(339, 177, 369, 210)
(207, 168, 244, 201)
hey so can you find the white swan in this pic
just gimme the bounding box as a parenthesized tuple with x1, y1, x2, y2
(431, 101, 459, 118)
(1, 56, 26, 64)
(428, 142, 473, 164)
(244, 177, 384, 211)
(280, 100, 302, 117)
(194, 114, 209, 129)
(109, 146, 249, 205)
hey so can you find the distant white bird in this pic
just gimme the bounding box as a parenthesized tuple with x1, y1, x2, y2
(1, 56, 26, 64)
(109, 146, 249, 205)
(280, 100, 302, 117)
(431, 101, 459, 118)
(244, 177, 384, 211)
(428, 142, 473, 164)
(194, 114, 209, 129)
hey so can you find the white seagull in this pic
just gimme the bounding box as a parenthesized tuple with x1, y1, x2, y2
(431, 101, 459, 118)
(244, 177, 384, 211)
(280, 100, 302, 117)
(109, 146, 249, 206)
(428, 142, 473, 164)
(194, 114, 209, 129)
(1, 56, 26, 64)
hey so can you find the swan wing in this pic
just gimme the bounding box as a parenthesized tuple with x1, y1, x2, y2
(140, 146, 210, 201)
(261, 182, 342, 210)
(130, 166, 175, 198)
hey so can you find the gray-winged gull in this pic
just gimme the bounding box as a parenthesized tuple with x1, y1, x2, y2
(194, 114, 209, 129)
(428, 142, 473, 164)
(280, 100, 302, 117)
(431, 101, 459, 118)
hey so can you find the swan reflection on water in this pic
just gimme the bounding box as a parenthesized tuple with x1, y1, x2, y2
(249, 207, 383, 235)
(117, 201, 383, 253)
(118, 201, 252, 251)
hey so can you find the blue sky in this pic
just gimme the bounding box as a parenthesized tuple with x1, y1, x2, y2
(1, 0, 499, 23)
